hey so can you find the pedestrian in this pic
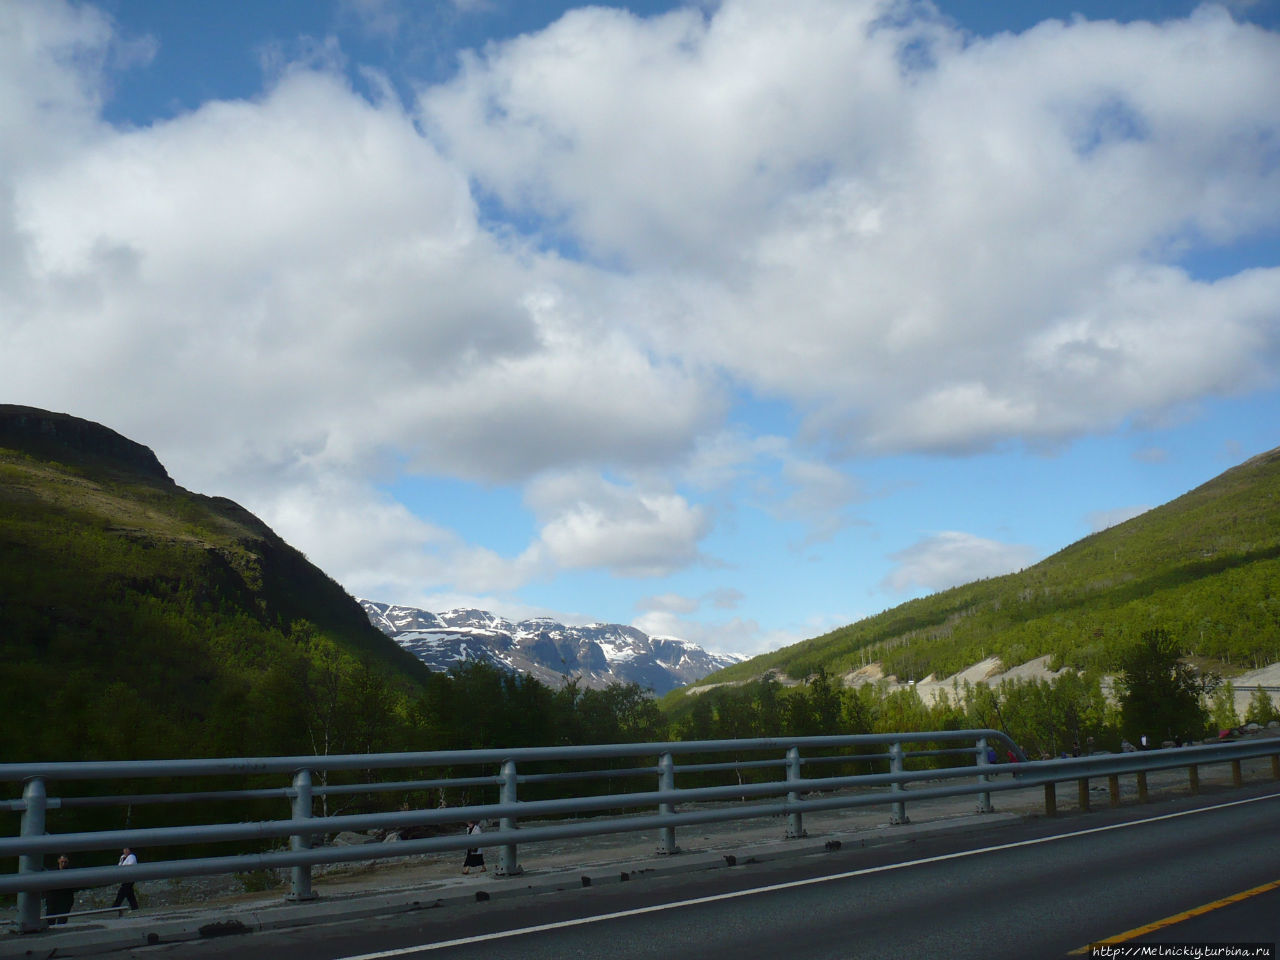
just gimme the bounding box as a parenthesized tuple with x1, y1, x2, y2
(112, 847, 139, 910)
(44, 854, 76, 925)
(461, 820, 486, 875)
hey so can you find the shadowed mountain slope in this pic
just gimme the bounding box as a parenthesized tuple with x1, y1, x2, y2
(0, 405, 430, 762)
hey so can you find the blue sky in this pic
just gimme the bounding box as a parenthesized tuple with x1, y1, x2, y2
(2, 0, 1278, 658)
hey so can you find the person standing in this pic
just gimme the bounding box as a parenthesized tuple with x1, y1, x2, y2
(112, 847, 139, 910)
(461, 821, 486, 875)
(44, 855, 77, 924)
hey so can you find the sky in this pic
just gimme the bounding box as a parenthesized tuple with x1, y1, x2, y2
(2, 0, 1278, 659)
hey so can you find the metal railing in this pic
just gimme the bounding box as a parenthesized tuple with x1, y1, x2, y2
(5, 731, 1278, 936)
(2, 730, 1018, 933)
(1006, 735, 1280, 815)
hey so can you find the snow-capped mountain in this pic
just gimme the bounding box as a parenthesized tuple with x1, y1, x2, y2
(359, 600, 743, 695)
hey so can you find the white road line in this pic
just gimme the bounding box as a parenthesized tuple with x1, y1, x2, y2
(336, 790, 1280, 959)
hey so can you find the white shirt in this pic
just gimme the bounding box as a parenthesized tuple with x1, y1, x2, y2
(118, 852, 137, 867)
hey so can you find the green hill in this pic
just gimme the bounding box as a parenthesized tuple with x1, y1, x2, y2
(675, 445, 1280, 701)
(0, 405, 432, 763)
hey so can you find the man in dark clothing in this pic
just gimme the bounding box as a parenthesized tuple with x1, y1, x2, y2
(44, 855, 76, 924)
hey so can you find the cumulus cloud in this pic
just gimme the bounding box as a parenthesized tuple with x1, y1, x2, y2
(4, 0, 1279, 620)
(1, 2, 715, 490)
(423, 0, 1280, 455)
(253, 474, 538, 601)
(883, 531, 1037, 594)
(522, 471, 710, 577)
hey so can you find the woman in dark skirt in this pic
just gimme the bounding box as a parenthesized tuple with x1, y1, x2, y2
(462, 820, 486, 874)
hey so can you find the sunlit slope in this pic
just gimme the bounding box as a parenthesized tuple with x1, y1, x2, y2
(681, 446, 1280, 695)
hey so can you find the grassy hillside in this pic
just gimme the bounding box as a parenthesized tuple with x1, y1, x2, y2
(677, 446, 1280, 699)
(0, 406, 432, 763)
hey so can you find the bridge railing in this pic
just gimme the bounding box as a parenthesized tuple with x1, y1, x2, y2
(7, 731, 1279, 935)
(1007, 735, 1280, 815)
(1, 730, 1019, 933)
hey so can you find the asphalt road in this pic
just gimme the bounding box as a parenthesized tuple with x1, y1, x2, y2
(140, 786, 1280, 960)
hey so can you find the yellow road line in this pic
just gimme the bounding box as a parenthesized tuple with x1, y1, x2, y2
(1071, 877, 1280, 954)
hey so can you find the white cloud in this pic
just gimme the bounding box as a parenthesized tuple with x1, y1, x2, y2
(883, 531, 1037, 594)
(3, 0, 1279, 627)
(423, 0, 1280, 456)
(635, 586, 745, 617)
(254, 476, 538, 601)
(523, 471, 710, 577)
(679, 431, 862, 542)
(1, 6, 717, 504)
(776, 457, 862, 541)
(630, 609, 795, 658)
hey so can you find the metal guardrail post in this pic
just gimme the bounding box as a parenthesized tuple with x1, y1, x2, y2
(17, 778, 47, 934)
(889, 742, 909, 825)
(1188, 764, 1200, 794)
(1077, 777, 1090, 812)
(288, 769, 316, 901)
(785, 747, 806, 839)
(975, 738, 993, 814)
(656, 752, 678, 855)
(1136, 771, 1149, 803)
(1231, 759, 1243, 788)
(497, 760, 522, 876)
(1044, 781, 1057, 817)
(1108, 774, 1121, 807)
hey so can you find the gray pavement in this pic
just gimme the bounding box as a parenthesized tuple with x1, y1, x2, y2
(3, 756, 1277, 959)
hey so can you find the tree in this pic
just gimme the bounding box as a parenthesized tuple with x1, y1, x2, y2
(807, 669, 843, 733)
(1117, 628, 1208, 745)
(1244, 687, 1280, 727)
(1208, 681, 1240, 735)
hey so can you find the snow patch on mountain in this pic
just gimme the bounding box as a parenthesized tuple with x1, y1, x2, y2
(359, 600, 743, 695)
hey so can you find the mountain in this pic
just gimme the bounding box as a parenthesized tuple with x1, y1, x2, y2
(360, 600, 743, 695)
(0, 405, 431, 762)
(676, 444, 1280, 697)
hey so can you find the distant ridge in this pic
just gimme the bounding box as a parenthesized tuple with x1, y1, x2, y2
(361, 599, 743, 695)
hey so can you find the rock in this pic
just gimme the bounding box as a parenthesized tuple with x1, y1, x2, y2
(330, 831, 375, 846)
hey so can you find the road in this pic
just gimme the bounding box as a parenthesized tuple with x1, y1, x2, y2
(143, 786, 1280, 960)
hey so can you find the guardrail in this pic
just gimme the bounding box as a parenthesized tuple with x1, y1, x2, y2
(1009, 735, 1280, 815)
(4, 731, 1278, 936)
(2, 730, 1019, 934)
